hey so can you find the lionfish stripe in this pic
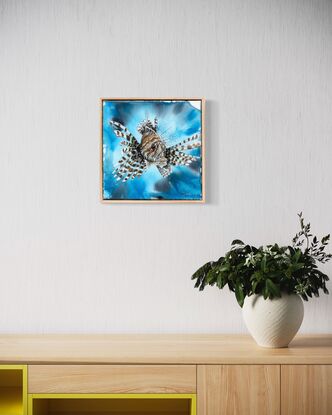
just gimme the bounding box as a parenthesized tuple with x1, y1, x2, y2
(117, 157, 131, 164)
(114, 130, 126, 138)
(177, 142, 201, 151)
(168, 150, 197, 166)
(113, 157, 147, 181)
(111, 121, 128, 136)
(110, 120, 139, 145)
(171, 134, 201, 151)
(123, 166, 145, 181)
(120, 141, 136, 147)
(110, 121, 128, 133)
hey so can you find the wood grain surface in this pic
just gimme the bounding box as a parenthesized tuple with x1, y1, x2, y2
(28, 364, 196, 393)
(281, 365, 332, 415)
(0, 334, 331, 364)
(197, 365, 280, 415)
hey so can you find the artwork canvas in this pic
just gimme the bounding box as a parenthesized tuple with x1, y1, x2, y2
(101, 98, 204, 202)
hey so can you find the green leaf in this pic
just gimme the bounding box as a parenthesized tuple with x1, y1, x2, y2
(235, 282, 245, 307)
(266, 278, 281, 298)
(291, 262, 304, 271)
(252, 280, 259, 293)
(288, 246, 295, 256)
(220, 264, 230, 273)
(301, 293, 308, 301)
(261, 256, 267, 272)
(285, 268, 292, 278)
(216, 273, 227, 289)
(321, 234, 330, 244)
(294, 249, 302, 262)
(192, 262, 212, 280)
(206, 269, 217, 284)
(250, 271, 262, 281)
(231, 239, 244, 246)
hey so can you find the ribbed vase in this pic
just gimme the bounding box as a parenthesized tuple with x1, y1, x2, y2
(242, 293, 304, 348)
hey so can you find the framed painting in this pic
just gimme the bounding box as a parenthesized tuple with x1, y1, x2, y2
(101, 98, 205, 203)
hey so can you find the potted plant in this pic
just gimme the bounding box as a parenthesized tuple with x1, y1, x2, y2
(192, 213, 331, 348)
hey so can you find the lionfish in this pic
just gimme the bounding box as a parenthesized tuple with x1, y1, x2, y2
(110, 117, 201, 182)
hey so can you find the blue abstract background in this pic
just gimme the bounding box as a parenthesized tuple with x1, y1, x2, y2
(102, 100, 202, 200)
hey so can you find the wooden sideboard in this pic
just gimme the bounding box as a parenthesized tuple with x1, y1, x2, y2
(0, 334, 331, 415)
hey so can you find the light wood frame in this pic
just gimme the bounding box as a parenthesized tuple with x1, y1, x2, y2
(100, 98, 205, 204)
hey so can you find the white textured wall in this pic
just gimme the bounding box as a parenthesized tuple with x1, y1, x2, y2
(0, 0, 331, 333)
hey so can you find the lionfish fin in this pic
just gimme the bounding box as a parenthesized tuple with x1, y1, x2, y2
(170, 134, 201, 152)
(109, 119, 147, 182)
(110, 120, 139, 147)
(167, 151, 197, 167)
(113, 160, 147, 182)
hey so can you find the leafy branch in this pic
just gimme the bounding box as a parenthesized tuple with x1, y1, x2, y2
(192, 214, 331, 307)
(293, 212, 332, 263)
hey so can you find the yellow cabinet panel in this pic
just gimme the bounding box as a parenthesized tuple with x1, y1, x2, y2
(0, 365, 27, 415)
(28, 393, 196, 415)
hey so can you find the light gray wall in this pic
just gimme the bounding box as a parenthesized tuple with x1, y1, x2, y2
(0, 0, 331, 333)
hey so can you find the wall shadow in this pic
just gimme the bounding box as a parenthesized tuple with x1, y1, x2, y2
(204, 99, 220, 205)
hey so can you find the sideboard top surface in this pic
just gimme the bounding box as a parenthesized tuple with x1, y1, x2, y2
(0, 334, 331, 365)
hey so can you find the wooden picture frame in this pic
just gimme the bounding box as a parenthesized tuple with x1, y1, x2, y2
(100, 98, 205, 203)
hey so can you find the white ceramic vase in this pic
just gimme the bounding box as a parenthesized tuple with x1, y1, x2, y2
(242, 292, 304, 348)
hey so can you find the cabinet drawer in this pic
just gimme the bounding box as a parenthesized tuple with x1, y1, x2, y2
(28, 365, 196, 394)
